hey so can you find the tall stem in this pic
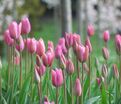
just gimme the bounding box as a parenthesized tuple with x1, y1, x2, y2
(81, 62, 84, 104)
(70, 75, 73, 104)
(31, 54, 33, 102)
(63, 70, 67, 104)
(19, 52, 22, 89)
(39, 78, 42, 103)
(56, 87, 59, 104)
(119, 54, 121, 94)
(76, 59, 80, 78)
(0, 63, 2, 103)
(88, 55, 91, 98)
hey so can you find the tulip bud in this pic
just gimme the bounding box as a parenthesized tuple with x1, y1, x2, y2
(58, 38, 67, 55)
(27, 38, 37, 54)
(103, 30, 110, 42)
(87, 24, 94, 37)
(48, 41, 54, 50)
(102, 64, 108, 78)
(34, 65, 40, 83)
(4, 29, 14, 46)
(35, 64, 46, 77)
(44, 96, 55, 104)
(112, 64, 119, 79)
(102, 47, 109, 60)
(74, 78, 82, 96)
(9, 21, 20, 39)
(36, 55, 41, 66)
(65, 33, 73, 49)
(85, 37, 92, 53)
(42, 50, 54, 67)
(21, 17, 31, 34)
(51, 68, 63, 87)
(36, 38, 45, 57)
(115, 34, 121, 55)
(55, 45, 62, 59)
(66, 59, 74, 75)
(60, 53, 66, 69)
(96, 77, 101, 86)
(16, 36, 24, 52)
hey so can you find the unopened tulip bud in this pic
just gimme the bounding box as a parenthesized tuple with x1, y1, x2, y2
(44, 96, 55, 104)
(103, 30, 110, 42)
(102, 47, 109, 60)
(85, 37, 92, 53)
(102, 64, 108, 78)
(27, 38, 37, 54)
(16, 36, 24, 52)
(74, 78, 82, 96)
(21, 17, 31, 34)
(55, 45, 62, 59)
(34, 65, 40, 83)
(96, 77, 101, 86)
(36, 38, 45, 57)
(66, 59, 74, 75)
(4, 29, 14, 46)
(60, 53, 66, 69)
(115, 34, 121, 55)
(9, 21, 20, 39)
(48, 41, 54, 50)
(112, 64, 119, 79)
(65, 33, 73, 49)
(36, 55, 41, 66)
(87, 24, 94, 37)
(51, 68, 63, 87)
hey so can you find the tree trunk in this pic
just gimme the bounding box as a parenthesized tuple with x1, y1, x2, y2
(76, 0, 82, 39)
(12, 0, 17, 20)
(61, 0, 72, 36)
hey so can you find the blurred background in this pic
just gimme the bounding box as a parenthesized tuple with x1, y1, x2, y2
(0, 0, 121, 57)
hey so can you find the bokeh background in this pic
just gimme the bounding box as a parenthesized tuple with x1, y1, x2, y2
(0, 0, 121, 58)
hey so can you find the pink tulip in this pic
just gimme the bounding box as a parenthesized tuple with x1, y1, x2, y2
(36, 55, 41, 66)
(9, 21, 21, 39)
(66, 59, 74, 75)
(60, 53, 66, 69)
(74, 78, 82, 96)
(51, 68, 63, 87)
(58, 38, 67, 54)
(115, 34, 121, 54)
(4, 29, 14, 46)
(16, 36, 24, 52)
(48, 41, 54, 50)
(42, 50, 54, 67)
(21, 17, 31, 34)
(96, 77, 101, 86)
(55, 45, 63, 58)
(65, 33, 73, 49)
(102, 64, 108, 78)
(35, 64, 46, 77)
(76, 44, 89, 63)
(27, 38, 37, 54)
(112, 64, 119, 79)
(36, 38, 45, 57)
(87, 24, 94, 37)
(103, 30, 110, 42)
(102, 47, 109, 60)
(85, 37, 92, 53)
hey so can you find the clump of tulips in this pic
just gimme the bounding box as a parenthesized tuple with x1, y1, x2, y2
(1, 17, 121, 104)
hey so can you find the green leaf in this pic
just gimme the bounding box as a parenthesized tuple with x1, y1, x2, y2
(85, 96, 100, 104)
(101, 83, 107, 104)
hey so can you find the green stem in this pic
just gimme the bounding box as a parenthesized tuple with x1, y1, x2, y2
(19, 52, 22, 89)
(81, 62, 84, 104)
(0, 66, 2, 103)
(31, 54, 33, 103)
(63, 70, 67, 104)
(40, 78, 42, 103)
(88, 55, 91, 98)
(70, 75, 73, 104)
(56, 87, 59, 104)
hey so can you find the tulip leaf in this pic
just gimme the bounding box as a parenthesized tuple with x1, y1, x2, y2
(84, 96, 100, 104)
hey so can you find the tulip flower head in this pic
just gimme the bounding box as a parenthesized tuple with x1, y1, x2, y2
(112, 64, 119, 79)
(27, 38, 37, 54)
(102, 64, 108, 78)
(65, 33, 73, 49)
(51, 68, 63, 87)
(87, 24, 94, 37)
(55, 45, 63, 59)
(102, 47, 110, 60)
(103, 30, 110, 42)
(66, 59, 74, 75)
(21, 17, 31, 34)
(9, 21, 21, 39)
(44, 96, 55, 104)
(16, 36, 24, 52)
(36, 38, 45, 57)
(74, 78, 82, 96)
(115, 34, 121, 55)
(4, 29, 14, 46)
(85, 37, 92, 53)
